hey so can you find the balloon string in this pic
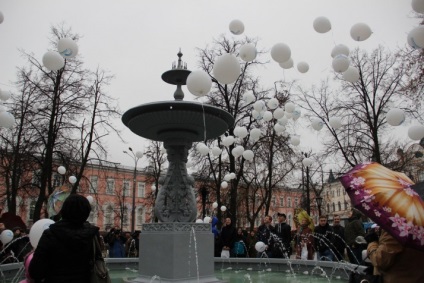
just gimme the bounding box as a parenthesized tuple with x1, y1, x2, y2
(201, 101, 207, 142)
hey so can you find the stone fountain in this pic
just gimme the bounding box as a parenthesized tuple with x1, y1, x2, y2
(122, 51, 234, 283)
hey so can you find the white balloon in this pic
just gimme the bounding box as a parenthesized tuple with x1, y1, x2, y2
(203, 216, 211, 224)
(407, 30, 422, 49)
(30, 219, 55, 248)
(242, 150, 254, 161)
(342, 66, 360, 83)
(386, 108, 405, 126)
(220, 206, 227, 212)
(253, 100, 266, 112)
(267, 98, 279, 110)
(57, 166, 66, 175)
(42, 51, 65, 71)
(213, 53, 241, 84)
(187, 70, 212, 97)
(211, 146, 222, 156)
(0, 104, 7, 112)
(249, 128, 261, 141)
(0, 230, 13, 244)
(329, 117, 342, 129)
(297, 62, 309, 73)
(229, 173, 236, 179)
(160, 146, 167, 154)
(0, 89, 11, 101)
(239, 43, 257, 62)
(332, 54, 350, 73)
(0, 11, 4, 24)
(313, 16, 331, 33)
(302, 158, 313, 167)
(408, 26, 424, 49)
(412, 0, 424, 13)
(198, 143, 210, 156)
(274, 123, 285, 133)
(255, 241, 266, 252)
(292, 108, 301, 121)
(196, 219, 204, 223)
(331, 44, 350, 58)
(408, 125, 424, 140)
(224, 174, 232, 181)
(151, 185, 157, 191)
(271, 43, 291, 63)
(212, 202, 218, 209)
(284, 112, 293, 119)
(273, 108, 285, 119)
(136, 151, 144, 158)
(86, 195, 94, 205)
(350, 23, 372, 41)
(252, 110, 264, 120)
(290, 136, 300, 146)
(235, 126, 248, 138)
(311, 118, 324, 131)
(57, 38, 78, 58)
(232, 146, 244, 158)
(263, 111, 273, 122)
(0, 112, 15, 128)
(278, 116, 289, 126)
(69, 176, 77, 184)
(279, 58, 294, 69)
(243, 93, 255, 104)
(229, 19, 245, 35)
(221, 181, 228, 188)
(285, 102, 295, 113)
(222, 136, 235, 146)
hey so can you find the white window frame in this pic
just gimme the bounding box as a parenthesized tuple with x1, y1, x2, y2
(137, 182, 145, 197)
(89, 176, 98, 193)
(123, 180, 131, 196)
(106, 178, 115, 194)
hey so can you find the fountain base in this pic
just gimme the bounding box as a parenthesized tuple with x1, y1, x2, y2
(124, 223, 224, 283)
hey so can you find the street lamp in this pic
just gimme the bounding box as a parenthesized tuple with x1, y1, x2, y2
(302, 153, 313, 215)
(123, 147, 143, 232)
(316, 196, 323, 216)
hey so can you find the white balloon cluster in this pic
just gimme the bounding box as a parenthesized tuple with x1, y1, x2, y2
(231, 145, 245, 158)
(222, 135, 235, 146)
(196, 142, 210, 156)
(223, 172, 236, 181)
(42, 38, 79, 71)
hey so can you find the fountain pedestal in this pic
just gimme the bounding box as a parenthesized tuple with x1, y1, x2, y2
(122, 52, 233, 283)
(126, 223, 222, 283)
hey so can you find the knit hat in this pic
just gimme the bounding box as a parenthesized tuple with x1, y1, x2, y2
(60, 194, 91, 225)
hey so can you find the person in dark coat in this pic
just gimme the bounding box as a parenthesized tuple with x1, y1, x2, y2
(257, 215, 275, 258)
(246, 228, 258, 258)
(29, 194, 101, 283)
(7, 227, 32, 262)
(233, 227, 247, 257)
(344, 209, 365, 264)
(314, 215, 334, 261)
(220, 217, 236, 257)
(331, 214, 346, 261)
(273, 213, 292, 258)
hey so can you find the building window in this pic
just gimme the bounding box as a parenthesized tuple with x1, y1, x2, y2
(137, 207, 144, 228)
(32, 170, 42, 187)
(123, 207, 129, 228)
(337, 189, 340, 197)
(89, 176, 98, 193)
(287, 214, 292, 226)
(327, 203, 330, 213)
(255, 194, 260, 206)
(418, 171, 424, 182)
(280, 197, 284, 207)
(272, 196, 276, 206)
(29, 200, 36, 220)
(137, 182, 145, 197)
(123, 180, 130, 196)
(344, 201, 348, 210)
(88, 205, 96, 224)
(106, 179, 115, 194)
(338, 201, 341, 211)
(294, 198, 298, 207)
(343, 190, 346, 195)
(104, 205, 113, 230)
(53, 173, 61, 187)
(287, 197, 291, 208)
(332, 202, 336, 212)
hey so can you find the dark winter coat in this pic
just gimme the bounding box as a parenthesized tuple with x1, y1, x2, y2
(345, 212, 365, 246)
(314, 223, 334, 253)
(220, 224, 236, 250)
(29, 220, 101, 283)
(332, 224, 346, 253)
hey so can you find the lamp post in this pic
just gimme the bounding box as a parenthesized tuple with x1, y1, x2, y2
(123, 147, 143, 232)
(316, 196, 323, 216)
(200, 187, 208, 219)
(302, 153, 313, 215)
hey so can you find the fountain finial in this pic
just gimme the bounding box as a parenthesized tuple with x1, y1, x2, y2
(161, 49, 191, 101)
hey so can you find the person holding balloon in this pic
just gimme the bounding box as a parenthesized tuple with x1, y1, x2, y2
(29, 194, 102, 283)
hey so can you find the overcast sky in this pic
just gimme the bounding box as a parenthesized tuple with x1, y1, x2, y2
(0, 0, 418, 167)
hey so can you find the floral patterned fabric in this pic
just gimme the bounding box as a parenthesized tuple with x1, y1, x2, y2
(340, 162, 424, 252)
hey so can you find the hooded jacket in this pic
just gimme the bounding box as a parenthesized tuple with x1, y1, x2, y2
(29, 220, 100, 283)
(344, 210, 365, 246)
